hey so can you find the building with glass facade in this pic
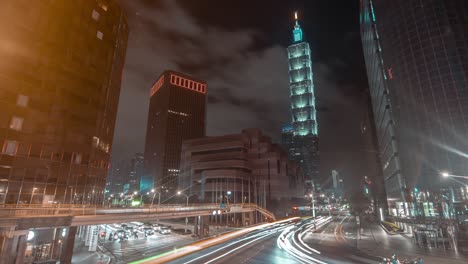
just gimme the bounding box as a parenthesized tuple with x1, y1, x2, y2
(144, 70, 206, 199)
(0, 0, 128, 205)
(360, 0, 468, 217)
(286, 13, 319, 191)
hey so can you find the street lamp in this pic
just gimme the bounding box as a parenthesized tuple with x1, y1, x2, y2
(177, 191, 197, 233)
(151, 189, 161, 208)
(306, 192, 316, 230)
(441, 172, 468, 179)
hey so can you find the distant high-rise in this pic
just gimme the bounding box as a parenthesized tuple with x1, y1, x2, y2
(281, 123, 295, 159)
(360, 0, 468, 216)
(286, 12, 319, 191)
(144, 70, 206, 197)
(0, 0, 128, 205)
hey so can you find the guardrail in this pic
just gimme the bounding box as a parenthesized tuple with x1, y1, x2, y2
(0, 203, 276, 220)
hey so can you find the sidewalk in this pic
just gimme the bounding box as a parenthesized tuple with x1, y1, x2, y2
(357, 221, 466, 263)
(72, 239, 111, 264)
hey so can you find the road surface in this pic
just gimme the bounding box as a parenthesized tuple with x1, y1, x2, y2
(166, 216, 381, 264)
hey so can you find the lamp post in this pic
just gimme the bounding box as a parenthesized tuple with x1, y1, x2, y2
(177, 191, 197, 233)
(151, 189, 161, 208)
(306, 192, 316, 230)
(29, 188, 38, 205)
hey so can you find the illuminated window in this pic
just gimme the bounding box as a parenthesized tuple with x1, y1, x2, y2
(2, 140, 17, 155)
(96, 31, 103, 40)
(99, 3, 108, 11)
(73, 153, 82, 164)
(16, 94, 28, 107)
(93, 136, 100, 147)
(92, 9, 100, 21)
(10, 116, 24, 131)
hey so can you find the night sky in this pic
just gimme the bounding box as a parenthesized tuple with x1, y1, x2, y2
(112, 0, 373, 190)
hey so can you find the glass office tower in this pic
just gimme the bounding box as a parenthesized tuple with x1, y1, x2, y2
(0, 0, 128, 205)
(287, 13, 319, 191)
(360, 0, 468, 216)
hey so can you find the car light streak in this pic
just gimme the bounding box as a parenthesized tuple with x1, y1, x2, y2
(276, 218, 330, 264)
(139, 218, 298, 264)
(203, 232, 274, 264)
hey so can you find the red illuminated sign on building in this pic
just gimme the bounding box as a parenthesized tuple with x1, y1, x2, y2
(170, 74, 206, 94)
(150, 75, 165, 97)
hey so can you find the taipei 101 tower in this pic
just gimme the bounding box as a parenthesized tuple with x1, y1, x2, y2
(285, 12, 319, 191)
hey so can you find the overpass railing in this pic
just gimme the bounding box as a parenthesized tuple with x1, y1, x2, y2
(0, 203, 275, 220)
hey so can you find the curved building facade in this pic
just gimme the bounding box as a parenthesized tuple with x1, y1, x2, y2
(178, 129, 304, 213)
(361, 0, 468, 216)
(0, 0, 128, 205)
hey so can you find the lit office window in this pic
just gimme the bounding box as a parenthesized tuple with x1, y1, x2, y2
(16, 94, 29, 107)
(9, 116, 24, 131)
(2, 140, 17, 155)
(92, 9, 100, 21)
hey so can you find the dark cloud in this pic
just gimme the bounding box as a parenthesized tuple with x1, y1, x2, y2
(111, 0, 373, 186)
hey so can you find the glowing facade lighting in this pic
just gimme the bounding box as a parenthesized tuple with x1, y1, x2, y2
(287, 17, 317, 137)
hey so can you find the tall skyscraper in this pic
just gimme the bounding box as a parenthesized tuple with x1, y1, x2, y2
(0, 0, 128, 205)
(360, 0, 468, 216)
(286, 12, 319, 191)
(144, 70, 206, 197)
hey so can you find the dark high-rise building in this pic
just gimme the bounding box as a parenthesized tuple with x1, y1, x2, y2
(0, 0, 128, 205)
(360, 0, 468, 216)
(144, 70, 206, 197)
(281, 123, 295, 159)
(129, 153, 144, 193)
(286, 12, 319, 191)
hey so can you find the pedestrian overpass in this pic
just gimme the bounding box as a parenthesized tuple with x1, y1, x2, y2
(0, 203, 275, 264)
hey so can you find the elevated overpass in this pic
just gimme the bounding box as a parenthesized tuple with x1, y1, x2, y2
(0, 203, 275, 227)
(0, 203, 275, 264)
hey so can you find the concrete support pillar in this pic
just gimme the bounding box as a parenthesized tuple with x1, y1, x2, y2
(52, 228, 64, 260)
(249, 211, 255, 225)
(194, 216, 210, 238)
(14, 235, 27, 264)
(0, 234, 14, 264)
(0, 229, 28, 264)
(60, 226, 77, 264)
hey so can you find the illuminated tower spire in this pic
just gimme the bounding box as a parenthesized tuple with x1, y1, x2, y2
(286, 11, 319, 190)
(292, 11, 303, 43)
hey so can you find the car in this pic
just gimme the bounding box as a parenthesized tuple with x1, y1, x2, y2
(152, 224, 161, 231)
(115, 230, 129, 240)
(124, 226, 134, 231)
(159, 227, 171, 235)
(143, 227, 154, 235)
